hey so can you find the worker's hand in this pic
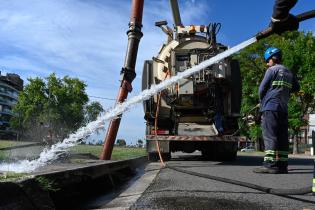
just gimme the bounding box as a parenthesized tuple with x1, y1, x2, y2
(270, 14, 299, 34)
(297, 90, 304, 96)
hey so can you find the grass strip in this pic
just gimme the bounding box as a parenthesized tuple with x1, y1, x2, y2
(70, 145, 146, 160)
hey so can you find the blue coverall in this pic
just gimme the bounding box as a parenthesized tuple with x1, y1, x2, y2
(259, 64, 300, 169)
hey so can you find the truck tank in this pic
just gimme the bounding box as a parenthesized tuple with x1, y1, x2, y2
(142, 2, 241, 161)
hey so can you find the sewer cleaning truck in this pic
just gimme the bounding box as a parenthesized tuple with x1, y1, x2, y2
(142, 0, 241, 161)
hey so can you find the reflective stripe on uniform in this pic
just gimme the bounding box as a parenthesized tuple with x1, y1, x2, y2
(312, 179, 315, 192)
(265, 150, 275, 162)
(272, 80, 292, 89)
(264, 157, 275, 161)
(265, 150, 275, 155)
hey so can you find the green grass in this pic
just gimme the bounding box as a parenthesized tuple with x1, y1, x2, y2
(0, 172, 29, 182)
(35, 176, 60, 192)
(0, 140, 35, 149)
(0, 140, 20, 149)
(70, 145, 146, 160)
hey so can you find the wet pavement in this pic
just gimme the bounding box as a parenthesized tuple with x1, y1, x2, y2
(130, 152, 315, 210)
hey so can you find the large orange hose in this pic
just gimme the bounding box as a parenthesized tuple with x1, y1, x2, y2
(154, 70, 171, 167)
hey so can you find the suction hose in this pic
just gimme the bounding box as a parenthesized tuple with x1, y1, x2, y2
(256, 10, 315, 40)
(166, 165, 311, 195)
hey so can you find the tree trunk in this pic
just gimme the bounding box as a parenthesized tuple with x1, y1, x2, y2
(293, 134, 299, 154)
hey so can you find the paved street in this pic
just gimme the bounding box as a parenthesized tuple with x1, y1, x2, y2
(130, 152, 315, 210)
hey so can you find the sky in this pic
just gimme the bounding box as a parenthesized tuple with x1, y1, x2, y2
(0, 0, 314, 145)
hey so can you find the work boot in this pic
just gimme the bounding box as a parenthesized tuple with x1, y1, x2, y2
(278, 167, 288, 174)
(253, 166, 280, 174)
(277, 162, 288, 174)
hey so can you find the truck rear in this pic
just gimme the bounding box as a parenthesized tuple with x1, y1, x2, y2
(142, 0, 241, 161)
(142, 20, 242, 161)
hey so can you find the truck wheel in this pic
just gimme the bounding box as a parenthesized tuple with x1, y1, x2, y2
(148, 152, 171, 162)
(148, 152, 159, 162)
(162, 152, 171, 161)
(201, 149, 213, 160)
(223, 145, 237, 161)
(202, 142, 237, 161)
(218, 142, 238, 161)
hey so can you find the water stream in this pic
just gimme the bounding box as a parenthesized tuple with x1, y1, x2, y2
(0, 37, 257, 173)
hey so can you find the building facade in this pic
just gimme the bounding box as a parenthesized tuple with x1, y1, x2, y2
(307, 114, 315, 144)
(0, 73, 23, 139)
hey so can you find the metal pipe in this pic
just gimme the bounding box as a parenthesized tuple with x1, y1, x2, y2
(100, 0, 144, 160)
(256, 10, 315, 40)
(169, 0, 183, 26)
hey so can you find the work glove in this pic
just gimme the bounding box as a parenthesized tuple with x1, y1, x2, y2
(270, 14, 299, 34)
(297, 90, 304, 96)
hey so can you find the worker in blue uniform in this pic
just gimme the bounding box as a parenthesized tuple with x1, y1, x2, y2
(252, 0, 300, 174)
(253, 47, 300, 174)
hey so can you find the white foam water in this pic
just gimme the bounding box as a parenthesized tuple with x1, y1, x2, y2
(0, 37, 257, 173)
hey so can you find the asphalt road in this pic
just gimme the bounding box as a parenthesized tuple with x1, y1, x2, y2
(130, 152, 315, 210)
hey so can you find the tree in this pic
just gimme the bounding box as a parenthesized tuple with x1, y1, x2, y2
(236, 31, 315, 153)
(84, 101, 104, 123)
(10, 73, 102, 142)
(11, 77, 48, 142)
(116, 139, 126, 147)
(137, 139, 143, 148)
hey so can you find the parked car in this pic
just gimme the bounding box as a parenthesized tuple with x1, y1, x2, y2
(240, 146, 255, 152)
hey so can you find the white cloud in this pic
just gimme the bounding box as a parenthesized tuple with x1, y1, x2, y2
(0, 0, 210, 144)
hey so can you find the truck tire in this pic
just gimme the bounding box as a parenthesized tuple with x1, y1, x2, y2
(148, 152, 171, 162)
(202, 142, 237, 161)
(148, 152, 159, 161)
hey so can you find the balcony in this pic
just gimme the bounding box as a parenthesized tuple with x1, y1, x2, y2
(0, 91, 18, 100)
(0, 110, 13, 116)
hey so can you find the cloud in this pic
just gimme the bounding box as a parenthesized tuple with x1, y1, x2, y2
(0, 0, 210, 143)
(0, 0, 127, 82)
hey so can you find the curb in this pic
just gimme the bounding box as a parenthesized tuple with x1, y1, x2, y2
(102, 162, 162, 210)
(0, 156, 148, 210)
